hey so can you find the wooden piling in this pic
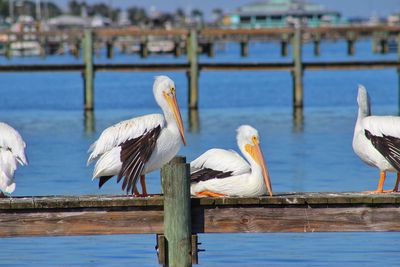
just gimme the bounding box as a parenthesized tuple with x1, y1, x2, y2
(281, 34, 288, 57)
(5, 33, 12, 59)
(162, 156, 192, 267)
(84, 110, 95, 135)
(372, 32, 379, 54)
(74, 39, 80, 58)
(83, 29, 94, 111)
(39, 35, 46, 58)
(188, 109, 200, 133)
(106, 38, 114, 59)
(313, 33, 321, 56)
(380, 32, 389, 54)
(292, 27, 303, 109)
(188, 29, 199, 110)
(174, 40, 182, 57)
(140, 37, 148, 58)
(347, 31, 355, 56)
(240, 38, 249, 57)
(207, 42, 214, 58)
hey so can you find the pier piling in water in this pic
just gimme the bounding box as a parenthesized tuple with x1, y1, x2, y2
(162, 156, 193, 267)
(313, 33, 321, 56)
(281, 34, 288, 57)
(188, 29, 199, 110)
(140, 37, 148, 58)
(292, 27, 303, 109)
(83, 29, 94, 111)
(106, 39, 114, 59)
(347, 31, 356, 56)
(240, 38, 249, 57)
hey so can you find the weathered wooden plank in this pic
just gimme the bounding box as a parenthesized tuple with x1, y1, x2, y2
(199, 62, 294, 71)
(1, 193, 400, 237)
(95, 63, 189, 72)
(0, 61, 397, 73)
(0, 209, 164, 237)
(304, 61, 400, 70)
(192, 205, 400, 233)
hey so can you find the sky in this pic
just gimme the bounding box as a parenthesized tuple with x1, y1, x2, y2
(76, 0, 400, 19)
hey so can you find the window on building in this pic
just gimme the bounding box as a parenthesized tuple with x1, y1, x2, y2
(255, 15, 266, 22)
(270, 15, 281, 21)
(240, 16, 251, 23)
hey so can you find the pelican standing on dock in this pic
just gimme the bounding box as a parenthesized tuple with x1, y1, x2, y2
(353, 85, 400, 193)
(0, 122, 28, 197)
(190, 125, 272, 197)
(87, 76, 186, 196)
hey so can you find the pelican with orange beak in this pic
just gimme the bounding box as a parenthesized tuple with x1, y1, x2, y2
(190, 125, 272, 197)
(87, 76, 186, 196)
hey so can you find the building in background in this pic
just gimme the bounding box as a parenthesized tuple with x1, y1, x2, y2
(224, 0, 341, 28)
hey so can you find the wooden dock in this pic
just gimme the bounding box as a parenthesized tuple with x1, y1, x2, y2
(1, 26, 400, 112)
(1, 156, 400, 266)
(1, 192, 400, 237)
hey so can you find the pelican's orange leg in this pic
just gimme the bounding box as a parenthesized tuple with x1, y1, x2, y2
(140, 175, 148, 197)
(366, 171, 386, 193)
(196, 190, 226, 197)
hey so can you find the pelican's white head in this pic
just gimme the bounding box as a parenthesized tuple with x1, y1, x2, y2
(153, 76, 186, 145)
(236, 125, 273, 196)
(357, 85, 371, 117)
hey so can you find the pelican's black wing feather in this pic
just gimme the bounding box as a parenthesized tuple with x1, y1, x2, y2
(191, 168, 233, 184)
(365, 129, 400, 172)
(116, 125, 162, 194)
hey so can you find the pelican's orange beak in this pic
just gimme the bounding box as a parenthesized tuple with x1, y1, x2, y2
(164, 91, 186, 146)
(246, 141, 273, 197)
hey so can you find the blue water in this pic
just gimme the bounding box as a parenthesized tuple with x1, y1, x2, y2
(0, 39, 400, 266)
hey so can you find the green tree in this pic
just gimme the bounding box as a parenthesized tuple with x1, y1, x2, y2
(68, 0, 83, 16)
(0, 0, 9, 18)
(127, 6, 148, 25)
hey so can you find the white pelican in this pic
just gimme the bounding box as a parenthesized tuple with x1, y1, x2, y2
(190, 125, 272, 197)
(353, 85, 400, 193)
(87, 76, 186, 196)
(0, 122, 28, 197)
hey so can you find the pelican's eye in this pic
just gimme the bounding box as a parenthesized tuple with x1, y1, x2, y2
(170, 87, 176, 94)
(252, 135, 258, 144)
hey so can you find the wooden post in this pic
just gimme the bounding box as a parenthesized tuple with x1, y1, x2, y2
(174, 40, 182, 57)
(188, 109, 200, 133)
(6, 33, 12, 59)
(106, 38, 114, 59)
(156, 234, 167, 265)
(381, 32, 389, 54)
(313, 33, 320, 56)
(140, 36, 148, 58)
(292, 27, 303, 109)
(162, 156, 192, 267)
(347, 31, 355, 56)
(84, 110, 95, 135)
(240, 38, 249, 57)
(187, 29, 199, 110)
(39, 34, 46, 58)
(74, 39, 80, 58)
(82, 29, 94, 111)
(372, 32, 379, 54)
(281, 34, 288, 57)
(207, 42, 214, 58)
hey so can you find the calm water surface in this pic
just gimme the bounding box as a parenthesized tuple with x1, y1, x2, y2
(0, 40, 399, 266)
